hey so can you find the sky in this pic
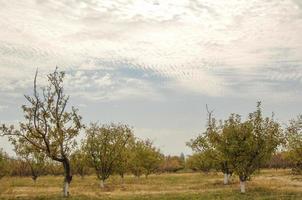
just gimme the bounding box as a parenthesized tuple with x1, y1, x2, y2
(0, 0, 302, 156)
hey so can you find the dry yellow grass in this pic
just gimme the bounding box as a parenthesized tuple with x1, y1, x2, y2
(0, 169, 302, 199)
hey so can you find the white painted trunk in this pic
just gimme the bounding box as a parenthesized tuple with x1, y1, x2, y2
(63, 181, 69, 197)
(223, 173, 228, 184)
(240, 181, 246, 193)
(100, 180, 105, 188)
(227, 174, 231, 183)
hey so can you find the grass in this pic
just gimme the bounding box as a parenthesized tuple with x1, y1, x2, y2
(0, 169, 302, 199)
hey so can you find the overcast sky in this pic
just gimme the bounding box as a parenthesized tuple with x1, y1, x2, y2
(0, 0, 302, 156)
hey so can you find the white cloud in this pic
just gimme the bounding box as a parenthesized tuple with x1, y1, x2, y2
(0, 0, 301, 100)
(0, 105, 8, 111)
(1, 0, 302, 156)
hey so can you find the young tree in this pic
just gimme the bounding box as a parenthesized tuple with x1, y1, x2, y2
(180, 152, 186, 168)
(84, 123, 133, 188)
(70, 149, 90, 179)
(186, 151, 215, 173)
(11, 135, 47, 182)
(0, 149, 10, 179)
(113, 136, 135, 183)
(286, 115, 302, 174)
(129, 140, 145, 178)
(187, 106, 233, 184)
(263, 151, 291, 169)
(1, 69, 83, 197)
(160, 155, 185, 173)
(20, 152, 45, 182)
(130, 139, 163, 178)
(221, 103, 282, 193)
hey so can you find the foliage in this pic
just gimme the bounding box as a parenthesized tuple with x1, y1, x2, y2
(286, 115, 302, 174)
(188, 102, 282, 193)
(130, 139, 163, 177)
(70, 148, 91, 178)
(1, 68, 83, 196)
(0, 149, 10, 178)
(113, 136, 135, 179)
(187, 107, 232, 175)
(159, 155, 185, 173)
(221, 103, 282, 183)
(263, 151, 292, 169)
(84, 123, 133, 186)
(11, 135, 47, 181)
(186, 151, 215, 173)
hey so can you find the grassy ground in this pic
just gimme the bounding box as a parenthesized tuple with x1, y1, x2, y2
(0, 169, 302, 199)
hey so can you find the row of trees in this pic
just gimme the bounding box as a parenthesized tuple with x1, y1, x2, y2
(0, 68, 302, 196)
(0, 68, 184, 197)
(0, 146, 186, 180)
(0, 69, 188, 197)
(187, 103, 302, 193)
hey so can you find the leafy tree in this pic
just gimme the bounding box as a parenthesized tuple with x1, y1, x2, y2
(113, 136, 135, 183)
(20, 152, 45, 182)
(180, 152, 186, 168)
(286, 115, 302, 174)
(130, 139, 163, 178)
(187, 106, 233, 184)
(1, 69, 83, 197)
(70, 149, 90, 179)
(84, 123, 133, 188)
(129, 140, 145, 178)
(46, 161, 64, 176)
(11, 135, 47, 182)
(186, 151, 215, 173)
(221, 103, 282, 193)
(0, 149, 10, 179)
(159, 155, 184, 173)
(263, 151, 291, 169)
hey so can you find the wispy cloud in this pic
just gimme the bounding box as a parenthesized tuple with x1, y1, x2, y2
(0, 0, 301, 100)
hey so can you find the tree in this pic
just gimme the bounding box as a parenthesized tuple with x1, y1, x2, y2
(19, 152, 45, 182)
(221, 103, 282, 193)
(1, 68, 83, 197)
(286, 115, 302, 174)
(113, 136, 135, 183)
(187, 105, 233, 185)
(0, 149, 10, 179)
(11, 135, 47, 182)
(180, 152, 186, 168)
(159, 155, 184, 173)
(186, 151, 215, 173)
(263, 151, 291, 169)
(129, 140, 145, 178)
(70, 148, 90, 179)
(84, 123, 133, 188)
(130, 139, 163, 178)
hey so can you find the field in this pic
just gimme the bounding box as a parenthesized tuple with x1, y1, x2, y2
(0, 169, 302, 200)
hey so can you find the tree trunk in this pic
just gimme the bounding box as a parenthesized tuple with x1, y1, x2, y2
(100, 180, 105, 188)
(224, 173, 228, 184)
(240, 180, 246, 193)
(63, 159, 72, 197)
(63, 181, 69, 197)
(227, 173, 231, 183)
(121, 174, 124, 184)
(32, 174, 38, 183)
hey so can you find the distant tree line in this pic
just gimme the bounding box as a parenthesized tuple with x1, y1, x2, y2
(0, 68, 302, 196)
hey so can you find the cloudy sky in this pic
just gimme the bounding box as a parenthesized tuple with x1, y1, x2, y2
(0, 0, 302, 155)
